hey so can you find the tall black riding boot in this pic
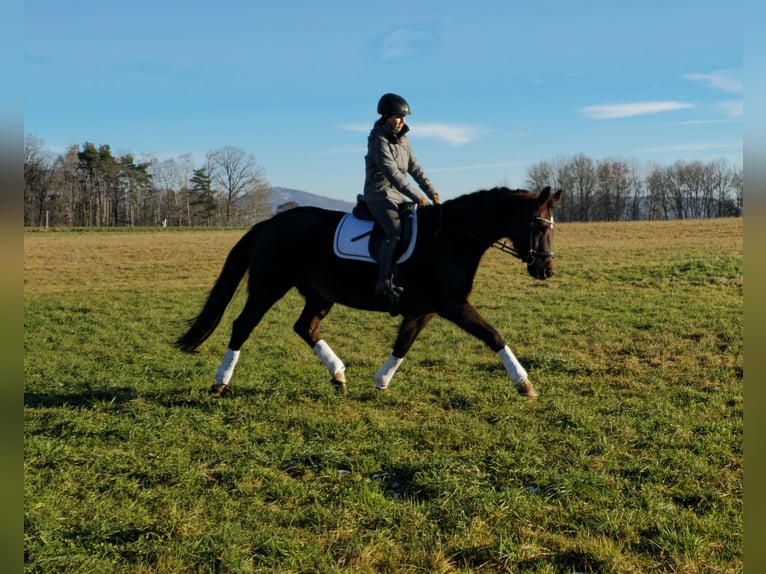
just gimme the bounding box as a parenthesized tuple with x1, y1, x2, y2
(374, 238, 403, 313)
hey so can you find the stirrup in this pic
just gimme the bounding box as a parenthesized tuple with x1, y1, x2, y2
(375, 280, 403, 316)
(374, 279, 403, 297)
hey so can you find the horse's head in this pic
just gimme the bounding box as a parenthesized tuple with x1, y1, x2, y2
(514, 186, 562, 280)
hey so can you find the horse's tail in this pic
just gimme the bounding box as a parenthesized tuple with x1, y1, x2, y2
(174, 226, 258, 353)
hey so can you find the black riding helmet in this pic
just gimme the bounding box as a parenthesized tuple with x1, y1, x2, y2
(377, 93, 411, 116)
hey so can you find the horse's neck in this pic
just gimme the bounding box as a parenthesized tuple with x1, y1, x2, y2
(442, 199, 513, 246)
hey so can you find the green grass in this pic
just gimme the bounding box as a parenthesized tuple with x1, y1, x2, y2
(24, 219, 743, 573)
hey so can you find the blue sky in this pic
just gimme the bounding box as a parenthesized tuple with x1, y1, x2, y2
(24, 0, 743, 202)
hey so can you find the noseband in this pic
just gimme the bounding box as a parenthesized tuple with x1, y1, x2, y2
(492, 215, 555, 264)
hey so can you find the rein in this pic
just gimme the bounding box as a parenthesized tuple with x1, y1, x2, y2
(428, 202, 555, 264)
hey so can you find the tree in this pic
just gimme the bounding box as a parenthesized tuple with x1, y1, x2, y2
(120, 157, 153, 226)
(525, 157, 573, 221)
(26, 136, 743, 227)
(150, 157, 180, 226)
(730, 165, 743, 216)
(24, 134, 56, 227)
(525, 160, 553, 192)
(594, 159, 631, 221)
(189, 168, 216, 225)
(54, 145, 82, 226)
(77, 142, 118, 226)
(207, 146, 270, 225)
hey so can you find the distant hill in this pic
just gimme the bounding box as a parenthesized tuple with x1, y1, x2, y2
(269, 187, 355, 213)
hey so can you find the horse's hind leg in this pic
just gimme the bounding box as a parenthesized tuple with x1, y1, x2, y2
(292, 293, 346, 393)
(211, 283, 290, 395)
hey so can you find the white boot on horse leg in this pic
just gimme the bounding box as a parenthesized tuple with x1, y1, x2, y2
(212, 348, 240, 396)
(313, 340, 347, 393)
(374, 354, 403, 391)
(498, 345, 538, 398)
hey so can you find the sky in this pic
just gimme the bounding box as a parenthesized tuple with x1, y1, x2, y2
(24, 0, 743, 202)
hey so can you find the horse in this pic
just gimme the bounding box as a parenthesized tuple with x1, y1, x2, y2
(175, 186, 562, 398)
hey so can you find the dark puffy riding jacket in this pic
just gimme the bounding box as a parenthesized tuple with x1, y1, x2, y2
(363, 120, 437, 206)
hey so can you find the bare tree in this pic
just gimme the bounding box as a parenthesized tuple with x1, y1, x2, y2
(549, 154, 596, 222)
(150, 157, 180, 226)
(207, 146, 270, 225)
(730, 165, 743, 216)
(54, 145, 81, 226)
(525, 160, 553, 191)
(706, 159, 740, 217)
(24, 134, 56, 227)
(594, 159, 632, 221)
(176, 153, 196, 226)
(624, 160, 645, 221)
(645, 164, 673, 220)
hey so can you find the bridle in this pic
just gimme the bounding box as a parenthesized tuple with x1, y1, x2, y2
(433, 203, 556, 264)
(492, 214, 556, 264)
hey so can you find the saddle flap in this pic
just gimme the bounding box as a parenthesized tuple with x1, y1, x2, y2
(333, 209, 418, 263)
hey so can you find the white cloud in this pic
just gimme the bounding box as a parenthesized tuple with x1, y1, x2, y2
(339, 122, 483, 146)
(381, 29, 434, 60)
(410, 123, 483, 145)
(682, 70, 743, 93)
(580, 101, 695, 120)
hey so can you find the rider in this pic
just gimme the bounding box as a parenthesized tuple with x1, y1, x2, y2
(363, 93, 440, 305)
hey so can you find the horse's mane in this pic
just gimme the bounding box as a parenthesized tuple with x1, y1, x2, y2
(440, 187, 535, 210)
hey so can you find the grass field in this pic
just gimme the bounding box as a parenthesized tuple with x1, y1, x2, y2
(24, 218, 743, 573)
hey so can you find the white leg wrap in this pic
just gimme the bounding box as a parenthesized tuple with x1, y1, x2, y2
(216, 348, 240, 387)
(313, 340, 345, 376)
(374, 355, 404, 390)
(498, 345, 528, 385)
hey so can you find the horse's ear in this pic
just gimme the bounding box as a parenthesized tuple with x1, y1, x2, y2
(538, 186, 552, 204)
(549, 189, 563, 207)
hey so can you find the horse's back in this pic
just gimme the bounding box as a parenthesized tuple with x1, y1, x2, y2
(265, 206, 342, 232)
(253, 206, 344, 257)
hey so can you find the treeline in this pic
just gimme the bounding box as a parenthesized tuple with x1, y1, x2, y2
(24, 136, 271, 228)
(24, 136, 742, 228)
(525, 154, 742, 222)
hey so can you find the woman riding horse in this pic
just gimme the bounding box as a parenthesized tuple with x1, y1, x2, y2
(176, 186, 562, 399)
(364, 93, 440, 307)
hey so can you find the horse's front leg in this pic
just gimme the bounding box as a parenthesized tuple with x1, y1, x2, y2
(375, 314, 435, 390)
(440, 301, 538, 398)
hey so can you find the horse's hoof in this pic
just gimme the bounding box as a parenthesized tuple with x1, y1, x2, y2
(331, 371, 347, 394)
(331, 379, 347, 394)
(516, 379, 538, 398)
(210, 383, 229, 397)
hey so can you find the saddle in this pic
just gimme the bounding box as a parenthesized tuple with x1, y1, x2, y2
(333, 195, 418, 263)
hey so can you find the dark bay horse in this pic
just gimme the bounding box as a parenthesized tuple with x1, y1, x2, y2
(176, 186, 562, 397)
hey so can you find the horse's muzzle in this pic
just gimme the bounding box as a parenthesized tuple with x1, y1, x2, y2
(528, 261, 554, 280)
